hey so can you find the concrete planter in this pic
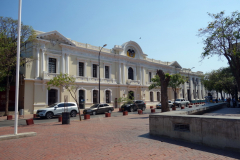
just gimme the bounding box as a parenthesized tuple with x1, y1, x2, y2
(62, 112, 70, 124)
(151, 109, 155, 113)
(119, 108, 122, 111)
(58, 116, 62, 122)
(105, 113, 111, 117)
(26, 118, 34, 125)
(172, 107, 176, 111)
(123, 111, 128, 116)
(181, 107, 185, 109)
(7, 115, 12, 120)
(189, 106, 192, 108)
(84, 114, 90, 120)
(150, 106, 153, 109)
(33, 114, 37, 118)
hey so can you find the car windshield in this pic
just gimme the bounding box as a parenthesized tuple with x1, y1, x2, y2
(176, 99, 181, 101)
(48, 103, 57, 108)
(90, 104, 99, 108)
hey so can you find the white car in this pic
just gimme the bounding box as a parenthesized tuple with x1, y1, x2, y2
(36, 102, 79, 119)
(174, 99, 190, 107)
(156, 100, 173, 109)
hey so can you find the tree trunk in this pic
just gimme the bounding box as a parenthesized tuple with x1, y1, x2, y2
(157, 70, 171, 112)
(4, 76, 10, 116)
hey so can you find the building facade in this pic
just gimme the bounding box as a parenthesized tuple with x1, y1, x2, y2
(20, 30, 207, 115)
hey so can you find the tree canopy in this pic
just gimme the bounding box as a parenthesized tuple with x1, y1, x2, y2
(198, 11, 240, 91)
(0, 16, 35, 115)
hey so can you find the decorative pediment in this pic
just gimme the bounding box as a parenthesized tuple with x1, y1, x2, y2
(36, 30, 76, 46)
(169, 61, 182, 69)
(119, 41, 147, 60)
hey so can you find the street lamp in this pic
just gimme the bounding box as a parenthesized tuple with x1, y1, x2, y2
(188, 67, 195, 102)
(99, 44, 107, 104)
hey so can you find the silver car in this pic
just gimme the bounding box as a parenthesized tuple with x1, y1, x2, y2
(156, 100, 173, 109)
(36, 102, 79, 119)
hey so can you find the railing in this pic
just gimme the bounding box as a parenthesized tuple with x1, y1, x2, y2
(126, 79, 140, 85)
(43, 72, 60, 79)
(75, 77, 117, 84)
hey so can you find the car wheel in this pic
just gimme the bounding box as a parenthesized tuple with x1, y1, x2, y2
(108, 110, 112, 113)
(186, 103, 188, 107)
(142, 107, 146, 111)
(46, 112, 53, 119)
(92, 111, 96, 115)
(130, 107, 134, 112)
(70, 110, 77, 117)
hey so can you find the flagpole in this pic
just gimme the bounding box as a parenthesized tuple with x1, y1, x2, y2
(14, 0, 22, 135)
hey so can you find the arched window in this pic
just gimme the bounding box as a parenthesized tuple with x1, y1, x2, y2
(48, 89, 58, 105)
(128, 67, 134, 80)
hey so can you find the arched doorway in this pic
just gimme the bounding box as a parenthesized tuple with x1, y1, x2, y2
(93, 90, 98, 103)
(106, 90, 110, 103)
(157, 92, 160, 101)
(48, 89, 58, 105)
(150, 92, 153, 102)
(79, 90, 85, 109)
(128, 91, 134, 100)
(128, 67, 134, 80)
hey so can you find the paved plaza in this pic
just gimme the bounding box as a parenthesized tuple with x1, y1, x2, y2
(0, 111, 239, 160)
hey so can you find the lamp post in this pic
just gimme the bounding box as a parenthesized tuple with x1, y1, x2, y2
(99, 44, 107, 104)
(188, 67, 195, 102)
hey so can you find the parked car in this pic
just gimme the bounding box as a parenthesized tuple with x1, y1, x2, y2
(121, 100, 146, 112)
(83, 103, 114, 115)
(36, 102, 79, 119)
(156, 100, 173, 109)
(173, 99, 190, 107)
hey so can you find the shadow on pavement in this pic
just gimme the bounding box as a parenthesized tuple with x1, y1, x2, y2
(139, 133, 240, 159)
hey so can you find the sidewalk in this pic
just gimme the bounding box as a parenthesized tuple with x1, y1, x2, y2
(0, 113, 239, 159)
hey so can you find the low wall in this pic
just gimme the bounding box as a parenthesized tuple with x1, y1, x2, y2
(149, 103, 240, 152)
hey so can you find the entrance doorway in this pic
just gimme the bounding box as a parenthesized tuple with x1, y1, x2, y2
(48, 89, 57, 105)
(79, 90, 85, 109)
(106, 90, 110, 103)
(128, 91, 134, 100)
(93, 90, 98, 103)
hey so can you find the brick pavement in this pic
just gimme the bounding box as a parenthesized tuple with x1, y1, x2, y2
(0, 113, 239, 160)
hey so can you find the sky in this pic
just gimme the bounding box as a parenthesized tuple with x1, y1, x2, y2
(1, 0, 239, 73)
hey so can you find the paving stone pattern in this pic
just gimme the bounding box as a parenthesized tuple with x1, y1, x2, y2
(0, 114, 239, 160)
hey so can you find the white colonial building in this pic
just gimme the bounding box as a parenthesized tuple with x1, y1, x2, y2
(20, 30, 208, 115)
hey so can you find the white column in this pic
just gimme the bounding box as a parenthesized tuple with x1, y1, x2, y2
(62, 53, 65, 73)
(118, 63, 122, 84)
(139, 66, 142, 85)
(122, 63, 125, 84)
(35, 48, 40, 78)
(134, 67, 137, 81)
(190, 77, 194, 100)
(142, 68, 145, 86)
(198, 81, 202, 99)
(41, 49, 45, 74)
(65, 54, 69, 74)
(184, 82, 187, 99)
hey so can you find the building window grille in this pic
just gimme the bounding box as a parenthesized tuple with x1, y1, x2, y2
(105, 66, 109, 79)
(79, 62, 84, 76)
(49, 58, 56, 73)
(128, 67, 134, 80)
(93, 64, 97, 78)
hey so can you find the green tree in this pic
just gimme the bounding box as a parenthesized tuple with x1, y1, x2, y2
(168, 73, 186, 104)
(0, 17, 35, 115)
(149, 70, 171, 112)
(46, 73, 82, 121)
(198, 11, 240, 91)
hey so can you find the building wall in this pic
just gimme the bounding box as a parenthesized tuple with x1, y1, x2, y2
(21, 30, 207, 114)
